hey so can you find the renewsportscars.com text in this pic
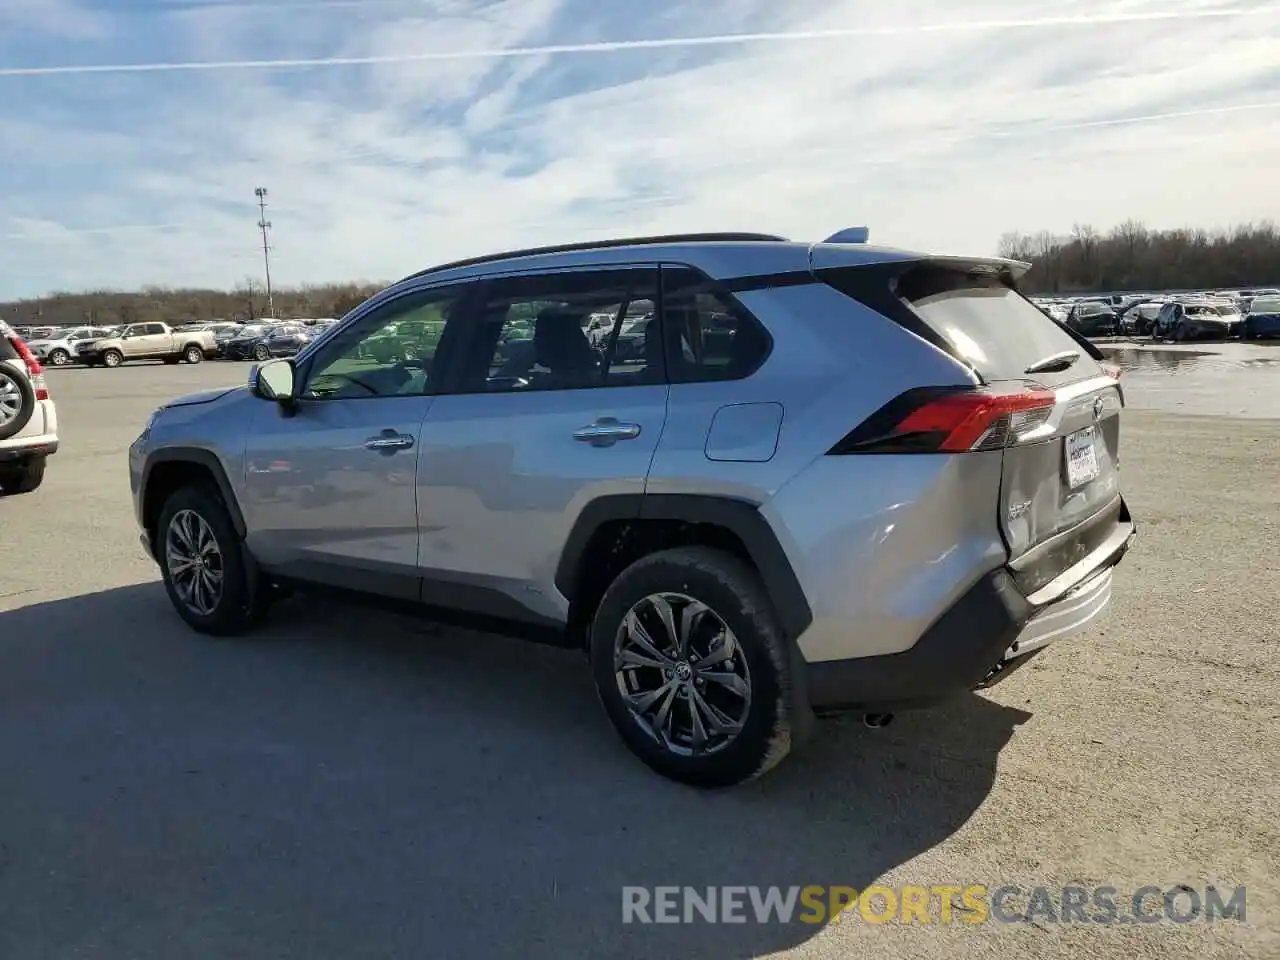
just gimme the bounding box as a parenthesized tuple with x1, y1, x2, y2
(621, 884, 1246, 925)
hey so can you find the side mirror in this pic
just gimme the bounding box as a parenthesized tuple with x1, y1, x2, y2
(253, 358, 296, 407)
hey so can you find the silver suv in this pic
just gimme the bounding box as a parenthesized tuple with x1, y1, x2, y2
(129, 231, 1136, 787)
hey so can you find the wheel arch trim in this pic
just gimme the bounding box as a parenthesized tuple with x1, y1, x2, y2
(554, 492, 814, 641)
(142, 446, 247, 539)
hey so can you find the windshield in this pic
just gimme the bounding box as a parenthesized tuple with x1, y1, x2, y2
(1250, 297, 1280, 313)
(236, 326, 266, 338)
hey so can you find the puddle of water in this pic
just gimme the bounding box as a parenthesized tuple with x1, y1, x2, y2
(1095, 342, 1280, 419)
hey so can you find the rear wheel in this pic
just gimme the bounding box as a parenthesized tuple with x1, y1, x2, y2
(0, 456, 45, 495)
(184, 345, 204, 364)
(102, 349, 123, 368)
(0, 366, 35, 441)
(157, 484, 265, 636)
(589, 546, 797, 788)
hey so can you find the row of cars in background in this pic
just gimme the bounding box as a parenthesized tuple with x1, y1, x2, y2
(0, 316, 339, 498)
(1032, 288, 1280, 341)
(11, 318, 338, 367)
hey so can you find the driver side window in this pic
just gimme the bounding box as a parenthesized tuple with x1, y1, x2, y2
(300, 284, 467, 400)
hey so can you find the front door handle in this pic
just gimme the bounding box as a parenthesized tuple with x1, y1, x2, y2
(573, 417, 642, 447)
(365, 430, 415, 453)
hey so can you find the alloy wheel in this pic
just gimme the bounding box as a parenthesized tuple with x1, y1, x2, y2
(165, 509, 225, 616)
(0, 373, 22, 429)
(613, 592, 752, 757)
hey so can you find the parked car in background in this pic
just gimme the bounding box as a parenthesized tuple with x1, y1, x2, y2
(1066, 301, 1120, 337)
(25, 326, 113, 366)
(220, 324, 273, 361)
(209, 323, 248, 357)
(1242, 295, 1280, 340)
(1120, 300, 1165, 337)
(260, 323, 315, 358)
(1151, 300, 1243, 340)
(130, 229, 1135, 787)
(75, 322, 217, 367)
(0, 321, 57, 494)
(357, 318, 446, 364)
(611, 314, 654, 363)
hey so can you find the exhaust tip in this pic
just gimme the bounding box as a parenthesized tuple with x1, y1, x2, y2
(863, 712, 894, 729)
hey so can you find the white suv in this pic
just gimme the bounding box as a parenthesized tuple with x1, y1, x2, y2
(0, 322, 58, 494)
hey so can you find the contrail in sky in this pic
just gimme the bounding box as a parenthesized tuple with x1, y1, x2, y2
(1, 6, 1277, 77)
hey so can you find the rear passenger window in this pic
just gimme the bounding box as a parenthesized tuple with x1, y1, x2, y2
(457, 268, 661, 393)
(660, 267, 771, 382)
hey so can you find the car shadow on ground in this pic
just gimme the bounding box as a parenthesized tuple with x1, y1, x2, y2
(0, 583, 1030, 960)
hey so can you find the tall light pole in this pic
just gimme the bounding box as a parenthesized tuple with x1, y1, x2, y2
(255, 187, 275, 319)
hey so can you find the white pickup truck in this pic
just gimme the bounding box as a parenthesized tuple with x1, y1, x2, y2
(75, 322, 218, 368)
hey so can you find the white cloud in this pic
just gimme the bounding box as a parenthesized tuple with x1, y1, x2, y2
(1, 0, 1278, 297)
(0, 0, 112, 41)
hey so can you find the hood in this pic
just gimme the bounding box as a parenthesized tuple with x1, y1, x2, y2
(165, 385, 244, 408)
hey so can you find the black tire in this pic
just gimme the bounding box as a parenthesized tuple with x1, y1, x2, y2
(102, 349, 123, 368)
(254, 343, 270, 361)
(184, 345, 204, 364)
(0, 365, 36, 441)
(589, 546, 798, 788)
(48, 348, 71, 366)
(0, 456, 45, 494)
(156, 484, 265, 636)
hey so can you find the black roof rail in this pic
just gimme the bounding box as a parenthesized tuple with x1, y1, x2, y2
(399, 232, 789, 282)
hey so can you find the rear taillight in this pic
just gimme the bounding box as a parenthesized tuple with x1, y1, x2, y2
(829, 385, 1057, 455)
(6, 332, 49, 400)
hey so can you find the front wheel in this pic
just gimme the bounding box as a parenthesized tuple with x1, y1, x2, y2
(48, 349, 71, 366)
(157, 484, 265, 636)
(102, 349, 123, 368)
(254, 344, 271, 361)
(184, 345, 204, 364)
(589, 546, 798, 788)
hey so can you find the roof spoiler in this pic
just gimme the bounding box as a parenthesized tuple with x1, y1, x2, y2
(824, 226, 870, 244)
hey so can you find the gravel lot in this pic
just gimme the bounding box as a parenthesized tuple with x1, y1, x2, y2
(1, 360, 1277, 960)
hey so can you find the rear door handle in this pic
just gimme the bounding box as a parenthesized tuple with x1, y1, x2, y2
(365, 430, 415, 453)
(573, 417, 642, 447)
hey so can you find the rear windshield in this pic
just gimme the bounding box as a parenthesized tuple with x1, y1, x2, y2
(903, 277, 1101, 384)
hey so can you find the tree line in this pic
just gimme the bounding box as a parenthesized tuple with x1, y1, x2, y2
(6, 221, 1280, 327)
(997, 221, 1280, 295)
(2, 279, 384, 329)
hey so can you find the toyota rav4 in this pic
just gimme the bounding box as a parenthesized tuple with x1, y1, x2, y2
(130, 231, 1135, 787)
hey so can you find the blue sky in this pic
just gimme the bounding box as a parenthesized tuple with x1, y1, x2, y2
(1, 0, 1277, 298)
